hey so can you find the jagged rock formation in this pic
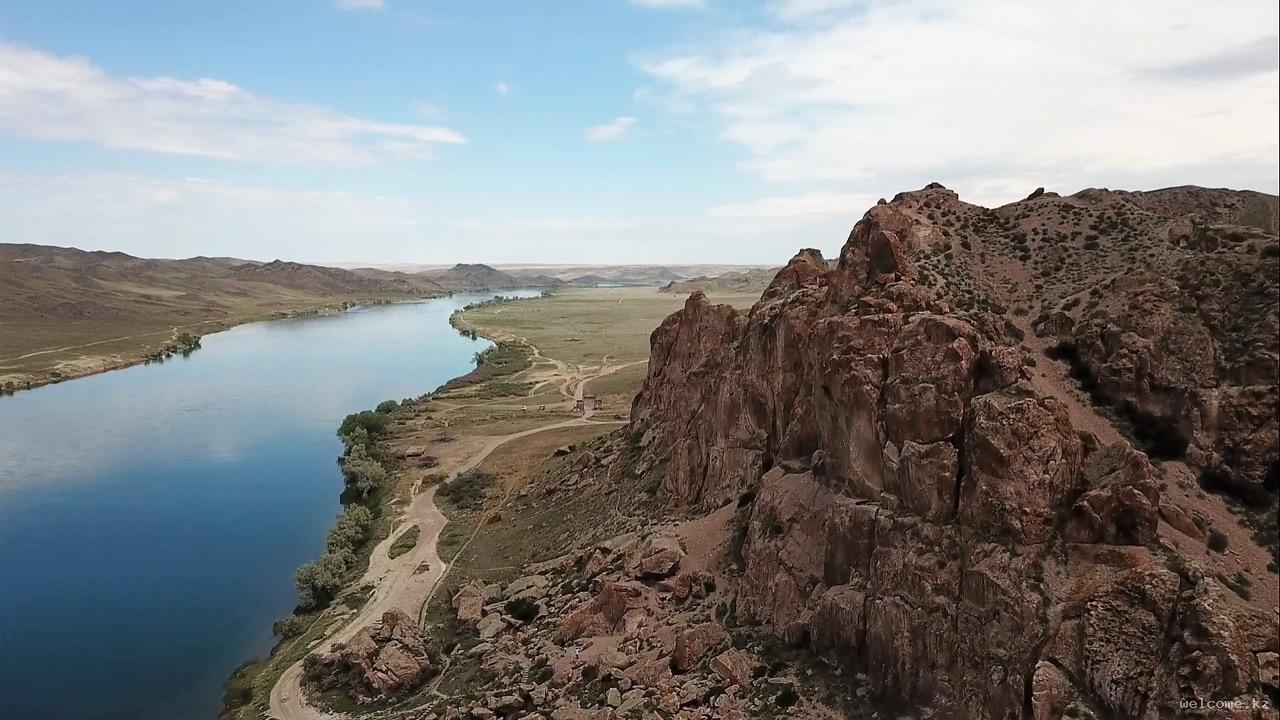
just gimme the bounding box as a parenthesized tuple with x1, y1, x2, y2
(629, 185, 1279, 719)
(302, 609, 435, 704)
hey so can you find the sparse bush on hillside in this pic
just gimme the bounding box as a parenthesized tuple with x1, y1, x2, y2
(388, 524, 420, 559)
(505, 598, 539, 623)
(273, 613, 311, 639)
(1207, 529, 1229, 553)
(438, 470, 494, 510)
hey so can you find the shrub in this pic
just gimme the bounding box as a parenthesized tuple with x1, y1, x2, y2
(295, 560, 342, 610)
(327, 504, 375, 552)
(388, 524, 420, 559)
(375, 399, 400, 414)
(341, 444, 387, 497)
(505, 598, 540, 623)
(1207, 529, 1229, 553)
(759, 508, 785, 538)
(222, 661, 258, 710)
(774, 688, 800, 708)
(338, 410, 388, 441)
(439, 471, 493, 510)
(273, 614, 311, 639)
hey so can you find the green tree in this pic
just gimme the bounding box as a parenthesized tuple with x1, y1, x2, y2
(341, 444, 387, 497)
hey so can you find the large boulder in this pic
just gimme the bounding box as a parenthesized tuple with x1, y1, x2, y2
(625, 535, 685, 580)
(557, 582, 653, 642)
(671, 622, 727, 672)
(302, 609, 434, 704)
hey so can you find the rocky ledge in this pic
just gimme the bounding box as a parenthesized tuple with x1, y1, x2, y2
(303, 608, 436, 705)
(628, 186, 1279, 719)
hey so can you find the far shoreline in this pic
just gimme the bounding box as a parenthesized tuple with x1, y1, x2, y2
(0, 292, 481, 398)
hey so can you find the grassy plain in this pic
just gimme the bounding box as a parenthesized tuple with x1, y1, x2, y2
(457, 286, 759, 365)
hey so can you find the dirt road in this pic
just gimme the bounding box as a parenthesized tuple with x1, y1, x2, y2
(268, 348, 636, 720)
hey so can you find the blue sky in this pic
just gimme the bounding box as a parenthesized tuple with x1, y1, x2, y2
(1, 0, 1276, 264)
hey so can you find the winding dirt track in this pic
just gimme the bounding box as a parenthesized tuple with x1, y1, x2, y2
(268, 345, 638, 720)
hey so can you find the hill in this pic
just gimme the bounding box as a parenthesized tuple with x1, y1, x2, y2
(0, 244, 448, 391)
(658, 266, 783, 294)
(416, 263, 529, 290)
(340, 263, 772, 287)
(624, 183, 1278, 719)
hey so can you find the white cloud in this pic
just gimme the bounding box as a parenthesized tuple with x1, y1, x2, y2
(642, 0, 1280, 206)
(767, 0, 858, 21)
(710, 191, 881, 218)
(454, 215, 642, 234)
(335, 0, 385, 10)
(414, 101, 443, 118)
(584, 116, 637, 143)
(495, 81, 514, 96)
(0, 41, 466, 166)
(0, 173, 431, 262)
(632, 0, 706, 8)
(0, 172, 848, 265)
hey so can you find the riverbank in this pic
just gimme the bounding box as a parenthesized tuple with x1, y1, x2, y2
(0, 291, 541, 720)
(225, 288, 757, 719)
(0, 294, 444, 396)
(220, 294, 548, 720)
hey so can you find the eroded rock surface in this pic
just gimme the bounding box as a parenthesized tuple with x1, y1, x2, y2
(302, 609, 435, 704)
(630, 185, 1279, 719)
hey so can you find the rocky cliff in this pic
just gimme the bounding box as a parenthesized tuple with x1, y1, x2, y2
(629, 185, 1279, 719)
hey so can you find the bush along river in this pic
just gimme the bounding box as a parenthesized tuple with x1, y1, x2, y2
(0, 291, 539, 720)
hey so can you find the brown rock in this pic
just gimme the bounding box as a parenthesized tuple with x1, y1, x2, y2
(455, 594, 483, 628)
(477, 613, 508, 640)
(960, 386, 1082, 543)
(557, 582, 653, 642)
(1065, 443, 1160, 545)
(302, 609, 434, 704)
(624, 184, 1279, 720)
(709, 649, 761, 686)
(625, 534, 685, 579)
(671, 622, 727, 672)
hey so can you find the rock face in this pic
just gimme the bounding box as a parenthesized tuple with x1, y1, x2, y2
(303, 609, 435, 704)
(629, 185, 1279, 719)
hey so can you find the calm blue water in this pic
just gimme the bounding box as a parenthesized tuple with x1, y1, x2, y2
(0, 291, 536, 720)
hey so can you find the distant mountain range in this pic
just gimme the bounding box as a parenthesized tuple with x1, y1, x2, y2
(658, 266, 783, 294)
(0, 244, 451, 326)
(335, 262, 770, 287)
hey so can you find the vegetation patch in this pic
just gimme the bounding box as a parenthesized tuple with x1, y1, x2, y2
(437, 470, 495, 511)
(388, 524, 421, 559)
(437, 342, 533, 393)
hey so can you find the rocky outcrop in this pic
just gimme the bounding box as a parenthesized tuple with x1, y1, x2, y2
(1054, 289, 1277, 499)
(629, 185, 1279, 719)
(302, 609, 435, 704)
(625, 534, 685, 579)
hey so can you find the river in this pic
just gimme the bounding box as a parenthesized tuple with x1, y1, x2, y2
(0, 291, 537, 720)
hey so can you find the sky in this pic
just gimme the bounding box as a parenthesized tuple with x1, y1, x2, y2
(0, 0, 1276, 265)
